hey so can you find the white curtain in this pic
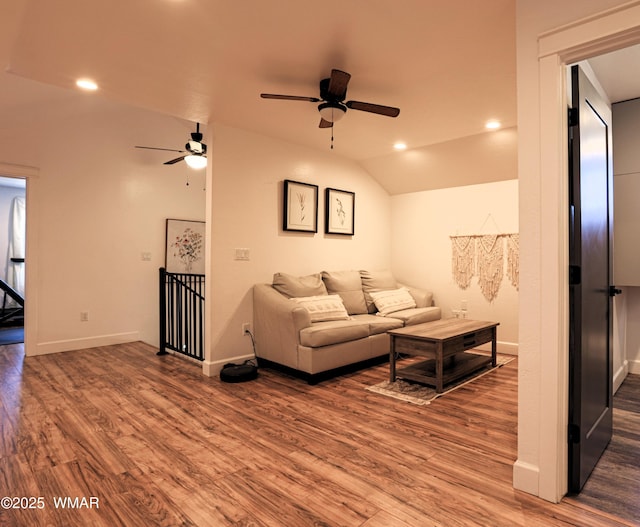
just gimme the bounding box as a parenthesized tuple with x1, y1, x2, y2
(6, 196, 25, 305)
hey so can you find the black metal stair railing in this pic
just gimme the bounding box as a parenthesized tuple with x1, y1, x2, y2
(158, 267, 205, 361)
(0, 276, 24, 326)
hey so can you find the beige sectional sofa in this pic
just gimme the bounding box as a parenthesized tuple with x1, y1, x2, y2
(253, 269, 441, 383)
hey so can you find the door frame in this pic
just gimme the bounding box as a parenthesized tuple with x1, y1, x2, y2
(516, 5, 640, 503)
(0, 162, 38, 356)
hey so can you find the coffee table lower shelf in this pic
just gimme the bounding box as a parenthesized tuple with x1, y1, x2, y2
(395, 352, 492, 390)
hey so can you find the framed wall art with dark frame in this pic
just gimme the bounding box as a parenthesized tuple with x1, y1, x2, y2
(165, 219, 206, 274)
(283, 179, 318, 233)
(325, 187, 355, 235)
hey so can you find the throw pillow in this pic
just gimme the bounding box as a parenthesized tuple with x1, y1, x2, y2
(370, 287, 417, 316)
(293, 294, 350, 322)
(273, 272, 328, 298)
(321, 270, 367, 314)
(360, 270, 398, 313)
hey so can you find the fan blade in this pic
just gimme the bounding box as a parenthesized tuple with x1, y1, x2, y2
(136, 146, 185, 153)
(327, 69, 351, 101)
(346, 100, 400, 117)
(261, 93, 320, 102)
(164, 155, 186, 165)
(319, 118, 333, 128)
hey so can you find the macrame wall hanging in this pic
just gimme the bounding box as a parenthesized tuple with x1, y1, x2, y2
(506, 233, 519, 291)
(451, 235, 475, 290)
(450, 215, 519, 302)
(477, 234, 504, 303)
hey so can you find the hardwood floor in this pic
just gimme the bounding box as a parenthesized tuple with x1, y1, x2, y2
(565, 373, 640, 524)
(0, 341, 636, 527)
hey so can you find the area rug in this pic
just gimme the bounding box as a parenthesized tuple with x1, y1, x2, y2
(366, 355, 515, 405)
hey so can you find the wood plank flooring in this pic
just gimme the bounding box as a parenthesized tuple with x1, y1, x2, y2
(565, 373, 640, 524)
(0, 341, 637, 526)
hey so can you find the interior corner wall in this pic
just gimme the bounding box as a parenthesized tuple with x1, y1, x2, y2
(0, 79, 205, 354)
(207, 124, 392, 372)
(612, 97, 640, 375)
(390, 180, 519, 352)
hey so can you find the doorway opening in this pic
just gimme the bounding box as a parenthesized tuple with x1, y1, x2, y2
(0, 176, 26, 345)
(564, 52, 640, 522)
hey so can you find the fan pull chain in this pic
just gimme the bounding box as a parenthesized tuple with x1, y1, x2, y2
(331, 126, 335, 150)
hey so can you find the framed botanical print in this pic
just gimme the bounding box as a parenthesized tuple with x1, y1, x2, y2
(325, 187, 355, 235)
(283, 179, 318, 233)
(165, 219, 205, 274)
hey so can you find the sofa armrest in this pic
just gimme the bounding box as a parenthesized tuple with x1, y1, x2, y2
(398, 282, 434, 308)
(253, 284, 311, 368)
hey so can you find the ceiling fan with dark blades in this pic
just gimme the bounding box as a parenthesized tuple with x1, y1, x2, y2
(261, 69, 400, 128)
(135, 123, 207, 168)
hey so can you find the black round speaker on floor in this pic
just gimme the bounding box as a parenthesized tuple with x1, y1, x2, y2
(220, 362, 258, 383)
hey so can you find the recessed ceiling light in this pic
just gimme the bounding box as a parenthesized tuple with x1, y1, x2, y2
(485, 120, 501, 130)
(76, 78, 98, 91)
(394, 142, 407, 150)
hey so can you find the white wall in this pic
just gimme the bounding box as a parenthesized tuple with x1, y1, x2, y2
(516, 0, 635, 502)
(207, 124, 392, 372)
(391, 180, 519, 352)
(0, 77, 205, 354)
(612, 97, 640, 375)
(622, 289, 640, 374)
(613, 98, 640, 286)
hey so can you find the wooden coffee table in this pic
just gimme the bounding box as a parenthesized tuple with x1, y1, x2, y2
(388, 318, 499, 393)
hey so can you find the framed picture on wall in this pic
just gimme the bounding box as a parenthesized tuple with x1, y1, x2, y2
(165, 219, 206, 274)
(283, 179, 318, 233)
(325, 187, 355, 235)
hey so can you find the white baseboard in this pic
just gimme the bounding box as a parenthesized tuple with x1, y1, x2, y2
(628, 358, 640, 375)
(31, 332, 140, 356)
(202, 353, 255, 377)
(475, 340, 519, 355)
(614, 360, 630, 394)
(513, 459, 539, 496)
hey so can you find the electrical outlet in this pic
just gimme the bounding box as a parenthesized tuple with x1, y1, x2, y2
(234, 248, 250, 261)
(461, 299, 468, 311)
(242, 323, 251, 336)
(80, 311, 89, 322)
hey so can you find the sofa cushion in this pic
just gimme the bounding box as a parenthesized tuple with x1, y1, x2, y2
(273, 272, 328, 298)
(369, 287, 417, 316)
(321, 270, 367, 315)
(385, 306, 442, 326)
(360, 270, 398, 313)
(351, 314, 404, 335)
(293, 294, 350, 322)
(398, 283, 433, 308)
(299, 320, 370, 347)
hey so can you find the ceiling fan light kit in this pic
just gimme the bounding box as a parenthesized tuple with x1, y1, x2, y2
(318, 102, 347, 123)
(184, 154, 207, 169)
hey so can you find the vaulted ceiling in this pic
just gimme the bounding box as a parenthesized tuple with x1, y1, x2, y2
(0, 1, 636, 195)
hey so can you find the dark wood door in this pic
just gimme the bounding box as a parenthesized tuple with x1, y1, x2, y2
(568, 64, 614, 493)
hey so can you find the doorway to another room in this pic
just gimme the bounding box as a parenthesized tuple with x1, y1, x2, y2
(0, 176, 26, 345)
